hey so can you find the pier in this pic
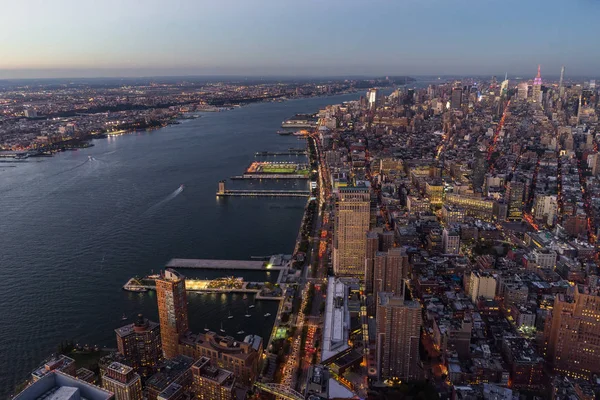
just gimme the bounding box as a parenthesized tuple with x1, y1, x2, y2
(255, 151, 307, 157)
(230, 174, 309, 180)
(217, 180, 310, 197)
(123, 276, 284, 300)
(167, 258, 268, 270)
(218, 189, 310, 197)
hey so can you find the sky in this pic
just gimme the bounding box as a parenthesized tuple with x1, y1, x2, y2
(1, 0, 599, 79)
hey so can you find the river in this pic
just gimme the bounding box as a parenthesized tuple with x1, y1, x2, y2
(0, 91, 362, 395)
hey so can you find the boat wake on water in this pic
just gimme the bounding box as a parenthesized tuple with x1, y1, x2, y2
(144, 185, 185, 215)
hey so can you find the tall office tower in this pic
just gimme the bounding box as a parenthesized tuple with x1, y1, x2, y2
(376, 292, 422, 381)
(559, 66, 565, 97)
(472, 150, 487, 192)
(115, 314, 163, 373)
(191, 357, 235, 400)
(547, 286, 600, 379)
(506, 180, 525, 221)
(373, 248, 408, 299)
(156, 269, 189, 359)
(450, 87, 462, 109)
(365, 231, 380, 294)
(333, 187, 371, 277)
(532, 65, 543, 103)
(517, 82, 529, 100)
(500, 73, 509, 96)
(101, 362, 143, 400)
(367, 88, 379, 109)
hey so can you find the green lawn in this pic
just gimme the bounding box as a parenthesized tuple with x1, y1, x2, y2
(261, 166, 297, 174)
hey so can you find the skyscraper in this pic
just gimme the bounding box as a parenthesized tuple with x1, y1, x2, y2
(367, 88, 379, 109)
(507, 180, 525, 221)
(532, 65, 543, 103)
(115, 314, 163, 373)
(517, 82, 529, 100)
(365, 231, 380, 294)
(376, 291, 422, 381)
(373, 248, 408, 299)
(559, 66, 565, 97)
(156, 269, 189, 359)
(333, 187, 371, 276)
(547, 286, 600, 379)
(101, 362, 143, 400)
(451, 87, 462, 109)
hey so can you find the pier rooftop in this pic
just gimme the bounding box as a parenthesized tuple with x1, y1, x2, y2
(166, 258, 267, 270)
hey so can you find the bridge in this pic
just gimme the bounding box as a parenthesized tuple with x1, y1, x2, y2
(254, 382, 304, 400)
(217, 189, 310, 198)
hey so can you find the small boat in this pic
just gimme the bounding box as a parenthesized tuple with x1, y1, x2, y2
(248, 303, 255, 309)
(228, 311, 233, 319)
(264, 313, 271, 317)
(121, 313, 128, 321)
(220, 322, 226, 333)
(237, 330, 245, 335)
(204, 324, 209, 332)
(179, 184, 185, 190)
(245, 308, 251, 318)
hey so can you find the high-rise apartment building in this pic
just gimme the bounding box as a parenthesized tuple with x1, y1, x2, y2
(333, 187, 371, 277)
(373, 248, 408, 299)
(559, 66, 565, 97)
(469, 270, 497, 303)
(191, 357, 235, 400)
(115, 314, 162, 373)
(442, 228, 460, 255)
(156, 269, 189, 359)
(101, 362, 143, 400)
(179, 333, 262, 386)
(547, 286, 600, 379)
(376, 291, 422, 381)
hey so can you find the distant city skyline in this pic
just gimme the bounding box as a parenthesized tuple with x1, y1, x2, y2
(1, 0, 599, 79)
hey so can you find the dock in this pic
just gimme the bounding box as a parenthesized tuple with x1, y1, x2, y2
(230, 174, 309, 180)
(217, 189, 310, 197)
(167, 258, 268, 270)
(255, 151, 307, 157)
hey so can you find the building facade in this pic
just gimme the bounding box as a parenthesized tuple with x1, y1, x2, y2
(548, 286, 600, 379)
(191, 357, 235, 400)
(156, 269, 189, 359)
(101, 362, 143, 400)
(333, 187, 371, 276)
(115, 314, 162, 373)
(376, 292, 422, 381)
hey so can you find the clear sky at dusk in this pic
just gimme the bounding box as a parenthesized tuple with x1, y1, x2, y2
(1, 0, 598, 78)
